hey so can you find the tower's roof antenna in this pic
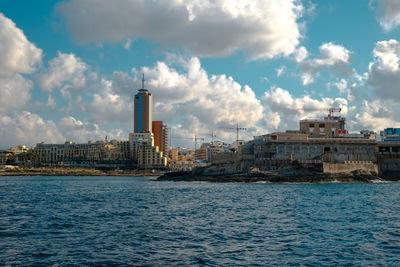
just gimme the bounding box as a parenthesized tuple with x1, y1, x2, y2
(142, 73, 145, 89)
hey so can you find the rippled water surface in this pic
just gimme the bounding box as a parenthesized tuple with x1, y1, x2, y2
(0, 176, 399, 266)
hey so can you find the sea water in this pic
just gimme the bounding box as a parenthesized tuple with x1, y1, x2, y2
(0, 176, 399, 266)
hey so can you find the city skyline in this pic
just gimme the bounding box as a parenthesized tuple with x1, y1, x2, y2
(1, 1, 400, 149)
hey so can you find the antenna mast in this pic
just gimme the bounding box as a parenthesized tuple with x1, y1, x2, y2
(142, 73, 145, 89)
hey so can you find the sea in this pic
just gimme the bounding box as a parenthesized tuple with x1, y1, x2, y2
(0, 176, 399, 266)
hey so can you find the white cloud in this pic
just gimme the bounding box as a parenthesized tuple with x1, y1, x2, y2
(141, 57, 264, 131)
(56, 0, 304, 59)
(46, 95, 56, 110)
(294, 46, 308, 62)
(261, 87, 348, 131)
(275, 66, 287, 77)
(0, 13, 41, 116)
(37, 51, 89, 92)
(367, 39, 400, 100)
(350, 99, 400, 131)
(123, 39, 132, 50)
(374, 0, 400, 31)
(0, 13, 42, 76)
(298, 42, 353, 85)
(260, 87, 400, 134)
(85, 79, 132, 124)
(84, 56, 263, 143)
(0, 111, 125, 148)
(58, 116, 125, 142)
(0, 74, 32, 113)
(0, 111, 64, 147)
(334, 78, 348, 93)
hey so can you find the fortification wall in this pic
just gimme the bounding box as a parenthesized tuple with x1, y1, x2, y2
(376, 155, 400, 178)
(323, 161, 378, 174)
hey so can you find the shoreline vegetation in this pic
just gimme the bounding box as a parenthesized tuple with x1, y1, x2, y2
(0, 167, 160, 177)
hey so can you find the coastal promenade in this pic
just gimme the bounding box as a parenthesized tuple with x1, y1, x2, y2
(0, 167, 160, 177)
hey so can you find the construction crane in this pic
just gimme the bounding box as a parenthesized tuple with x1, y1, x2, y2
(171, 135, 205, 161)
(199, 131, 217, 144)
(222, 124, 247, 143)
(171, 135, 205, 151)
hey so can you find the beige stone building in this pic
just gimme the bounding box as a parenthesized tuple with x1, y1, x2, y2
(35, 143, 65, 164)
(0, 150, 11, 165)
(129, 132, 167, 169)
(87, 140, 123, 162)
(169, 148, 179, 162)
(300, 116, 346, 137)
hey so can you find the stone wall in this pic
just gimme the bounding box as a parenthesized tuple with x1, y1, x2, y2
(323, 161, 378, 174)
(376, 154, 400, 178)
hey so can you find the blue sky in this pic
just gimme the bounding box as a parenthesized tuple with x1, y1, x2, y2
(1, 0, 400, 148)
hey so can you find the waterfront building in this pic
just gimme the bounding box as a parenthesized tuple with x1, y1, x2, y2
(169, 148, 179, 161)
(0, 150, 11, 165)
(195, 147, 207, 162)
(87, 140, 123, 162)
(152, 121, 169, 155)
(35, 140, 132, 167)
(134, 75, 152, 133)
(35, 143, 65, 164)
(64, 142, 89, 163)
(380, 128, 400, 142)
(300, 115, 346, 138)
(129, 76, 168, 169)
(8, 145, 29, 154)
(111, 140, 130, 159)
(129, 132, 167, 169)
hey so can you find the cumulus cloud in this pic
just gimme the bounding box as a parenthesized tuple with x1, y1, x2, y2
(373, 0, 400, 31)
(367, 39, 400, 100)
(83, 56, 263, 142)
(85, 79, 132, 124)
(0, 111, 125, 148)
(350, 99, 400, 131)
(260, 86, 400, 134)
(140, 57, 264, 130)
(0, 74, 32, 113)
(0, 13, 42, 76)
(275, 66, 287, 77)
(56, 0, 304, 59)
(37, 51, 89, 92)
(0, 111, 64, 147)
(293, 46, 308, 62)
(0, 13, 41, 115)
(58, 116, 124, 142)
(261, 87, 348, 131)
(298, 42, 353, 85)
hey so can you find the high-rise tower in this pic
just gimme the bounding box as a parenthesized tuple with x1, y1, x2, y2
(134, 74, 152, 133)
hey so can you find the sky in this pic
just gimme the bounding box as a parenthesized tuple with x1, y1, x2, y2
(1, 0, 400, 149)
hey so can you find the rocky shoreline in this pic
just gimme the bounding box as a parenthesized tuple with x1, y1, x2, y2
(157, 168, 399, 183)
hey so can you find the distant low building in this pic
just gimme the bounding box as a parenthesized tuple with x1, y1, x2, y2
(381, 128, 400, 142)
